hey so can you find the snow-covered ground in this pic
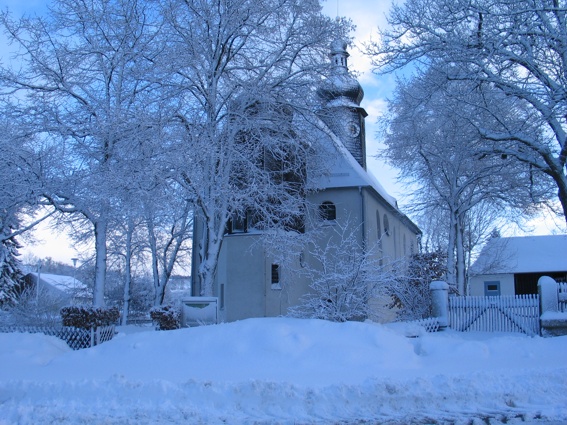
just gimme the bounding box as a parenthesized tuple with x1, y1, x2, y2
(0, 318, 566, 424)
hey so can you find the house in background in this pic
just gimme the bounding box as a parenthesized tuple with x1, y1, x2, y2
(191, 40, 421, 322)
(468, 235, 567, 296)
(23, 272, 92, 307)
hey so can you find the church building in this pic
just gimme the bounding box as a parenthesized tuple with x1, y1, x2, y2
(191, 40, 421, 323)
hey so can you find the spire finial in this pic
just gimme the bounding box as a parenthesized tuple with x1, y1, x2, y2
(330, 39, 349, 73)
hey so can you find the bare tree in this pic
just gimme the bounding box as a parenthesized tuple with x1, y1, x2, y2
(368, 0, 567, 225)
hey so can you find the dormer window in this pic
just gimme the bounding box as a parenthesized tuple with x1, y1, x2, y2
(319, 201, 336, 221)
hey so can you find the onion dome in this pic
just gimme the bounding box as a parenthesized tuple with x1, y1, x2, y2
(318, 39, 364, 107)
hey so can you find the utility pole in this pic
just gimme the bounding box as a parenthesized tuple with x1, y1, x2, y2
(36, 260, 42, 305)
(72, 258, 78, 286)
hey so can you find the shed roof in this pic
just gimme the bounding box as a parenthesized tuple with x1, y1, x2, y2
(28, 272, 88, 294)
(470, 235, 567, 275)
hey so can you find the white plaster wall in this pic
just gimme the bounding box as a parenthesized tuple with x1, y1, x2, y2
(469, 273, 515, 296)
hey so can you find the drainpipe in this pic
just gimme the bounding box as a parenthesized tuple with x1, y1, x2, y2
(359, 187, 366, 251)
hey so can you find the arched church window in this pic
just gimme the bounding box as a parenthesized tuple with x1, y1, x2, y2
(319, 201, 336, 221)
(383, 214, 390, 236)
(376, 210, 381, 239)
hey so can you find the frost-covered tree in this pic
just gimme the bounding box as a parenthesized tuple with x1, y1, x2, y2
(368, 0, 567, 225)
(159, 0, 348, 296)
(144, 195, 192, 306)
(106, 215, 145, 325)
(0, 113, 47, 306)
(380, 67, 549, 293)
(0, 0, 163, 306)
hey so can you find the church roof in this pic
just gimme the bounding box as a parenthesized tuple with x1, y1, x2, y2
(310, 121, 397, 206)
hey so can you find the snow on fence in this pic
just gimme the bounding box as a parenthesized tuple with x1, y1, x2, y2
(448, 295, 539, 336)
(559, 282, 567, 313)
(414, 317, 441, 333)
(0, 325, 116, 350)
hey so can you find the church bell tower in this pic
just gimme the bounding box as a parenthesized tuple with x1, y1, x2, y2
(317, 39, 368, 169)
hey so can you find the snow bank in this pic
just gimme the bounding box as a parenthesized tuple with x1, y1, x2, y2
(0, 318, 566, 424)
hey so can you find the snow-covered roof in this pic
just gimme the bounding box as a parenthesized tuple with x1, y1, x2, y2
(308, 119, 398, 208)
(470, 235, 567, 275)
(29, 272, 88, 294)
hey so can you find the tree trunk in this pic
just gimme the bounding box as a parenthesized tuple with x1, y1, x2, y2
(455, 217, 466, 295)
(198, 218, 225, 297)
(555, 172, 567, 226)
(446, 212, 457, 288)
(93, 219, 108, 307)
(147, 220, 162, 307)
(121, 219, 133, 326)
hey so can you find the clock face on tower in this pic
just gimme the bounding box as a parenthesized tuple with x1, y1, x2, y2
(347, 121, 360, 137)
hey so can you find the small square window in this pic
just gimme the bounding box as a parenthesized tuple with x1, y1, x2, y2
(484, 281, 500, 296)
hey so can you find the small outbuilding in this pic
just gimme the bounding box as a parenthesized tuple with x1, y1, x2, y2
(23, 272, 91, 306)
(468, 235, 567, 296)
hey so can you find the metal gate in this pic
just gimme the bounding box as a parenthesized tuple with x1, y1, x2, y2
(448, 295, 540, 336)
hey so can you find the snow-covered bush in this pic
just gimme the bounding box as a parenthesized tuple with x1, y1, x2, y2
(60, 306, 120, 329)
(150, 305, 181, 330)
(288, 219, 395, 322)
(0, 285, 65, 327)
(386, 251, 447, 321)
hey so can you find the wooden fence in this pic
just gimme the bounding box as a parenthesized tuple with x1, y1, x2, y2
(448, 295, 540, 336)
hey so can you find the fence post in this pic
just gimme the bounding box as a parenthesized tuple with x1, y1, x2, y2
(430, 280, 449, 330)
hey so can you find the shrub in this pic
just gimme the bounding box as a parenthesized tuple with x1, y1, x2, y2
(61, 306, 120, 329)
(150, 305, 181, 330)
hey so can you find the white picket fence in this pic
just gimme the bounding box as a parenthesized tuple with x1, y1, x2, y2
(448, 295, 540, 336)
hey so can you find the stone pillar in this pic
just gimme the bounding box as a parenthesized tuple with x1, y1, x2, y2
(538, 276, 567, 337)
(430, 280, 449, 330)
(538, 276, 558, 315)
